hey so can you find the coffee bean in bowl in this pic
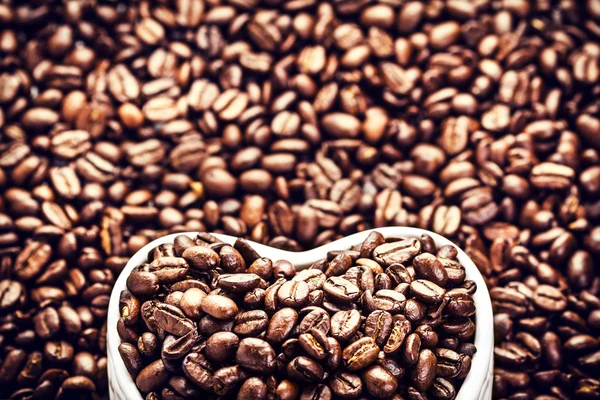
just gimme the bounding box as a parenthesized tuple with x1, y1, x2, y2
(107, 228, 493, 400)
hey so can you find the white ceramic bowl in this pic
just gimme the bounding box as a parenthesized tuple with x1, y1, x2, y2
(107, 227, 494, 400)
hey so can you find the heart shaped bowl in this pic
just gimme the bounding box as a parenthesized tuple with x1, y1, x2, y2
(107, 227, 494, 400)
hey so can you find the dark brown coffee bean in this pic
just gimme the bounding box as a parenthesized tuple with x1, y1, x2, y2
(182, 353, 214, 392)
(412, 253, 448, 286)
(44, 340, 74, 364)
(331, 309, 361, 342)
(329, 371, 362, 398)
(411, 349, 437, 392)
(14, 241, 52, 281)
(365, 310, 393, 347)
(299, 384, 331, 400)
(362, 365, 398, 399)
(238, 377, 267, 400)
(162, 329, 198, 359)
(266, 307, 298, 344)
(234, 310, 268, 337)
(119, 342, 143, 378)
(218, 273, 262, 293)
(293, 269, 326, 291)
(34, 307, 60, 339)
(0, 349, 27, 384)
(324, 277, 360, 303)
(431, 377, 456, 400)
(384, 315, 412, 355)
(298, 329, 330, 361)
(127, 271, 160, 297)
(179, 288, 206, 320)
(204, 332, 238, 364)
(447, 291, 476, 318)
(202, 294, 239, 320)
(149, 257, 189, 283)
(153, 303, 194, 336)
(213, 365, 249, 395)
(245, 257, 272, 280)
(373, 238, 421, 266)
(202, 168, 238, 198)
(138, 332, 158, 358)
(236, 337, 276, 374)
(287, 356, 325, 383)
(533, 285, 567, 312)
(410, 280, 446, 304)
(136, 360, 169, 393)
(56, 376, 96, 398)
(342, 337, 380, 371)
(0, 280, 24, 311)
(274, 279, 308, 308)
(182, 246, 220, 271)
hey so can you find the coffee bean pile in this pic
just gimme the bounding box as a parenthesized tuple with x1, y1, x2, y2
(119, 231, 476, 399)
(0, 0, 599, 398)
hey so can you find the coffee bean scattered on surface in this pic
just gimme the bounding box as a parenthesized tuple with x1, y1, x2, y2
(119, 232, 476, 399)
(1, 0, 600, 398)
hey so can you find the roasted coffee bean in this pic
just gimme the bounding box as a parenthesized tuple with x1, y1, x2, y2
(298, 329, 330, 361)
(278, 280, 309, 308)
(213, 365, 248, 396)
(162, 329, 199, 359)
(179, 288, 206, 320)
(44, 340, 74, 364)
(299, 384, 331, 400)
(411, 349, 437, 392)
(415, 325, 438, 348)
(201, 294, 239, 321)
(329, 371, 362, 398)
(384, 316, 412, 355)
(342, 337, 380, 371)
(298, 307, 331, 335)
(431, 377, 456, 400)
(218, 273, 262, 293)
(236, 337, 276, 374)
(266, 307, 298, 345)
(287, 356, 325, 383)
(373, 239, 421, 266)
(127, 271, 160, 297)
(447, 291, 476, 318)
(182, 353, 214, 392)
(182, 246, 220, 270)
(362, 365, 398, 399)
(533, 285, 567, 312)
(238, 377, 267, 400)
(153, 303, 194, 336)
(204, 332, 239, 365)
(119, 342, 142, 378)
(138, 332, 158, 358)
(412, 253, 448, 286)
(364, 310, 393, 347)
(0, 280, 24, 312)
(276, 379, 300, 400)
(404, 299, 427, 322)
(373, 289, 406, 313)
(234, 310, 268, 337)
(410, 280, 446, 304)
(293, 270, 326, 292)
(136, 360, 169, 393)
(330, 309, 361, 342)
(14, 241, 52, 281)
(403, 333, 422, 366)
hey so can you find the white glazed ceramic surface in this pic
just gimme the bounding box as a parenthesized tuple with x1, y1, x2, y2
(107, 227, 494, 400)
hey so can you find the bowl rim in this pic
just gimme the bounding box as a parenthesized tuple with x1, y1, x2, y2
(107, 227, 494, 400)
